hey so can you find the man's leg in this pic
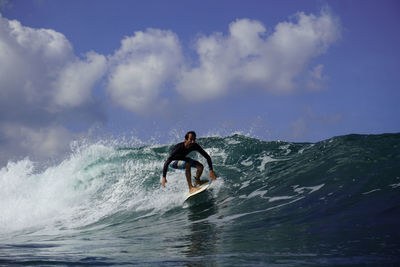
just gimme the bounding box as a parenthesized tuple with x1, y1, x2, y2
(185, 162, 199, 193)
(194, 163, 208, 186)
(184, 158, 205, 185)
(195, 163, 203, 180)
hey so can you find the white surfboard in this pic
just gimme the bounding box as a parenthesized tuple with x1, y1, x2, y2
(184, 182, 210, 202)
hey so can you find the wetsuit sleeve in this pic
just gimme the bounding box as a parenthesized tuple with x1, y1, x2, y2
(162, 157, 173, 178)
(196, 144, 213, 171)
(162, 143, 181, 178)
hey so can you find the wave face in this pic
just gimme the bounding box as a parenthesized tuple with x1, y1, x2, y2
(1, 133, 399, 265)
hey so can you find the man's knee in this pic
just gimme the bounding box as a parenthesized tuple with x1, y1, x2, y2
(185, 162, 191, 170)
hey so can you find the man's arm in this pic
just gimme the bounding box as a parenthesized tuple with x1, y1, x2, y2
(162, 157, 173, 178)
(161, 157, 173, 187)
(161, 143, 181, 187)
(196, 144, 216, 180)
(196, 144, 213, 171)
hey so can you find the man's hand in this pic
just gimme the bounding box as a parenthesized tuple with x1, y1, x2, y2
(161, 177, 167, 187)
(209, 170, 217, 181)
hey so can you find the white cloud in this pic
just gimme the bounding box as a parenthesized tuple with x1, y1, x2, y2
(177, 10, 340, 101)
(0, 9, 341, 163)
(53, 51, 107, 107)
(107, 29, 183, 113)
(306, 64, 328, 90)
(0, 14, 106, 109)
(0, 15, 72, 105)
(0, 123, 74, 163)
(0, 14, 106, 164)
(0, 10, 340, 115)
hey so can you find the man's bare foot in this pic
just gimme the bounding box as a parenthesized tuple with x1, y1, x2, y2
(194, 179, 209, 186)
(189, 186, 202, 194)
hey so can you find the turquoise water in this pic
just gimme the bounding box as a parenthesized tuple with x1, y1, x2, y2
(1, 133, 399, 266)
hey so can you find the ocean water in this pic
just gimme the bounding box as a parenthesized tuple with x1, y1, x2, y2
(0, 133, 399, 266)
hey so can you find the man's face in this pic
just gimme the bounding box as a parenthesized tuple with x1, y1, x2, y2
(184, 133, 196, 148)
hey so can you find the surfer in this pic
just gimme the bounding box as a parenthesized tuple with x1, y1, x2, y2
(162, 131, 216, 193)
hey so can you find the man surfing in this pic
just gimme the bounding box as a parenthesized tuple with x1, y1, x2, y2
(162, 131, 216, 193)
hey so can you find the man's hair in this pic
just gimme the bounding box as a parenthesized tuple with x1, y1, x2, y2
(185, 131, 196, 140)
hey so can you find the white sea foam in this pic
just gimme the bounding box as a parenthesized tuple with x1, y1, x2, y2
(389, 182, 400, 188)
(257, 154, 278, 172)
(240, 158, 253, 166)
(362, 189, 381, 195)
(293, 184, 324, 194)
(279, 144, 291, 155)
(0, 141, 181, 234)
(248, 189, 269, 199)
(204, 196, 305, 225)
(206, 147, 227, 164)
(226, 139, 240, 145)
(268, 196, 294, 202)
(239, 180, 251, 190)
(0, 143, 127, 233)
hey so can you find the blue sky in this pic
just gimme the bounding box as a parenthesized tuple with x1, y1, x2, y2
(0, 0, 399, 164)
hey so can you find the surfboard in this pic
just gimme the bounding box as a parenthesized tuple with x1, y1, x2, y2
(184, 182, 210, 202)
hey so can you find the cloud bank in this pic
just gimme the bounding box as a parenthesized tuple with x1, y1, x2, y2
(177, 11, 340, 100)
(105, 9, 340, 105)
(0, 14, 106, 163)
(0, 9, 340, 164)
(107, 29, 182, 113)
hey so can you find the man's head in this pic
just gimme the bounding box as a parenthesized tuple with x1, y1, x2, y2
(185, 131, 196, 140)
(184, 131, 196, 148)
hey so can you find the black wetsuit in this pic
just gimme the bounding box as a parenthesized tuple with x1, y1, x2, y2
(162, 142, 213, 178)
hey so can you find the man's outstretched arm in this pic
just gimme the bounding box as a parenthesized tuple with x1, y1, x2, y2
(197, 145, 216, 180)
(161, 158, 173, 187)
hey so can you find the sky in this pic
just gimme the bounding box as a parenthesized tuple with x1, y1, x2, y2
(0, 0, 399, 165)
